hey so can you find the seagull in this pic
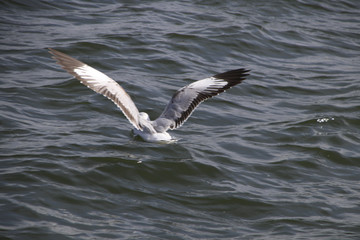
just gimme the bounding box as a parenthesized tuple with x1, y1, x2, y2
(49, 48, 250, 142)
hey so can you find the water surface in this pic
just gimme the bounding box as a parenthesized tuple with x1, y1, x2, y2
(1, 0, 360, 239)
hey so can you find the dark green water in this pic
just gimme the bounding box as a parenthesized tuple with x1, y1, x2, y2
(1, 0, 360, 239)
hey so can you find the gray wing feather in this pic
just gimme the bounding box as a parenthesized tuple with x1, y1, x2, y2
(154, 69, 250, 131)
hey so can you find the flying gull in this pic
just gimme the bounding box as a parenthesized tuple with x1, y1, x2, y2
(49, 48, 250, 142)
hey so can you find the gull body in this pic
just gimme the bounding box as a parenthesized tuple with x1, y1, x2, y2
(49, 48, 250, 142)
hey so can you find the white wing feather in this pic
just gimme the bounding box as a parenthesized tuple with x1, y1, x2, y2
(49, 48, 142, 130)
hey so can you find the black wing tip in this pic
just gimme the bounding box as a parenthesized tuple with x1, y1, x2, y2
(48, 48, 65, 59)
(213, 68, 250, 82)
(48, 48, 59, 54)
(48, 48, 68, 58)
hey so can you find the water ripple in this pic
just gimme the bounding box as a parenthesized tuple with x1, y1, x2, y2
(1, 0, 360, 239)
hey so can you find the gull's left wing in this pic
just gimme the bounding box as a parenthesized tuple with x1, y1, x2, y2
(49, 48, 142, 130)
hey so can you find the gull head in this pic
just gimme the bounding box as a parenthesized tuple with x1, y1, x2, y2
(139, 112, 150, 121)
